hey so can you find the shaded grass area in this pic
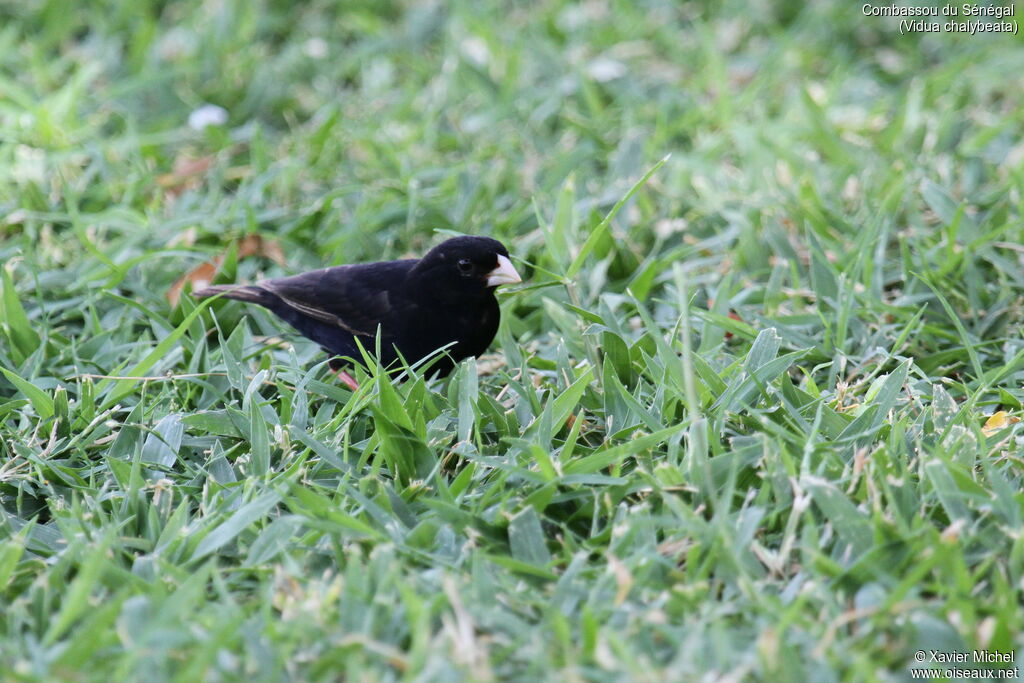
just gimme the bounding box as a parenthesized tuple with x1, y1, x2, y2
(2, 0, 1024, 680)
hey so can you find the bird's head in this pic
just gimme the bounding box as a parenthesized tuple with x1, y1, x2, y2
(412, 236, 522, 299)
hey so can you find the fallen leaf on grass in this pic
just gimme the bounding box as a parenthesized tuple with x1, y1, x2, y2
(167, 257, 223, 307)
(237, 234, 286, 265)
(167, 234, 287, 307)
(157, 154, 215, 197)
(982, 411, 1021, 437)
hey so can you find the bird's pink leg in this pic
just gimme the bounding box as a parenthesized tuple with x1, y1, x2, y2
(335, 369, 359, 391)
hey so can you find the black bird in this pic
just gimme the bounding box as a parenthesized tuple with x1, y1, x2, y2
(193, 236, 521, 387)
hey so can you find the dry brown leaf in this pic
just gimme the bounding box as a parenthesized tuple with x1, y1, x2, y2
(982, 410, 1021, 437)
(237, 233, 287, 266)
(167, 226, 199, 249)
(167, 256, 223, 307)
(157, 154, 215, 196)
(167, 234, 287, 306)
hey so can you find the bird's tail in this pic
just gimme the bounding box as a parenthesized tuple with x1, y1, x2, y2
(192, 283, 272, 305)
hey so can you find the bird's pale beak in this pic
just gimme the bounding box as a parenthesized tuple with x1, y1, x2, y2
(486, 254, 522, 287)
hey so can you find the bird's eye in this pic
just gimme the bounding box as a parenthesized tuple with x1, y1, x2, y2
(457, 258, 473, 274)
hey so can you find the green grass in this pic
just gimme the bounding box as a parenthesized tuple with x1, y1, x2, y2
(2, 1, 1024, 680)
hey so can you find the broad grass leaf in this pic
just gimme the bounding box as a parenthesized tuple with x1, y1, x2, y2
(1, 265, 39, 362)
(0, 367, 54, 419)
(508, 506, 552, 566)
(192, 491, 281, 560)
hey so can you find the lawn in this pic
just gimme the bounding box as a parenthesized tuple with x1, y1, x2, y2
(2, 1, 1023, 680)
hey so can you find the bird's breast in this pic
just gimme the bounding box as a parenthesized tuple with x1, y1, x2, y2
(406, 295, 499, 362)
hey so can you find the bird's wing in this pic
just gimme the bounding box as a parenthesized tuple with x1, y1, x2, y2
(258, 260, 414, 337)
